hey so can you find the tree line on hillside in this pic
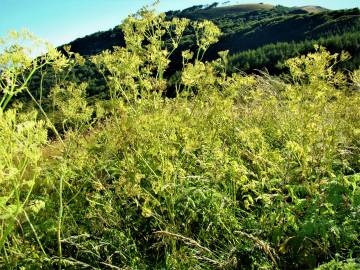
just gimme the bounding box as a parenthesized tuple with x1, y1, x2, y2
(228, 31, 360, 73)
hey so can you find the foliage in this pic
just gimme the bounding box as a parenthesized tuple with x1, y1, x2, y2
(52, 5, 360, 99)
(228, 31, 360, 73)
(0, 8, 360, 270)
(63, 6, 360, 75)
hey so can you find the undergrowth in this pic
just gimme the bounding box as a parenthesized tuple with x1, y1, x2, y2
(0, 6, 359, 270)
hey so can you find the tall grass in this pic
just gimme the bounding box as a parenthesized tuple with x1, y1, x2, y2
(0, 8, 359, 269)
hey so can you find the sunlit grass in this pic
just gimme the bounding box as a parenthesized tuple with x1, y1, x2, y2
(0, 7, 359, 270)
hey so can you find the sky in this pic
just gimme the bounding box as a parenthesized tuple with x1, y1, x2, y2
(0, 0, 359, 47)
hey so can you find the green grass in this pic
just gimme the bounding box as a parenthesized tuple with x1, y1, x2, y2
(0, 9, 360, 269)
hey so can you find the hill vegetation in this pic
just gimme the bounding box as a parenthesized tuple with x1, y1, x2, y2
(169, 3, 275, 20)
(65, 3, 360, 75)
(300, 6, 328, 13)
(0, 7, 360, 269)
(54, 3, 360, 100)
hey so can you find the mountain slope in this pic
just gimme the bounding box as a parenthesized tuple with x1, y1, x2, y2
(172, 3, 275, 19)
(207, 8, 360, 55)
(299, 6, 328, 13)
(62, 4, 360, 74)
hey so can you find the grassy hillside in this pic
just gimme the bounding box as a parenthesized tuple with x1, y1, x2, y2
(228, 31, 360, 73)
(50, 4, 360, 101)
(205, 8, 360, 72)
(207, 9, 360, 52)
(299, 6, 328, 13)
(175, 3, 275, 19)
(63, 4, 360, 77)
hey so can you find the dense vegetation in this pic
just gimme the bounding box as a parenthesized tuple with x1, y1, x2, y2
(228, 31, 360, 73)
(65, 4, 360, 74)
(1, 6, 360, 270)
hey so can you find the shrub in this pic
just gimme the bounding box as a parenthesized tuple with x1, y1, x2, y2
(0, 8, 359, 270)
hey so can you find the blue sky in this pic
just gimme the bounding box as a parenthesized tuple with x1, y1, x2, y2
(1, 0, 359, 46)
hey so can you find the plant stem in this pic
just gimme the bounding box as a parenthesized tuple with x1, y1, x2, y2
(57, 174, 64, 270)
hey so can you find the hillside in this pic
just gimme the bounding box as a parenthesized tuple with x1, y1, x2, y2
(64, 4, 360, 75)
(205, 8, 360, 72)
(171, 3, 275, 19)
(299, 5, 328, 13)
(65, 3, 299, 55)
